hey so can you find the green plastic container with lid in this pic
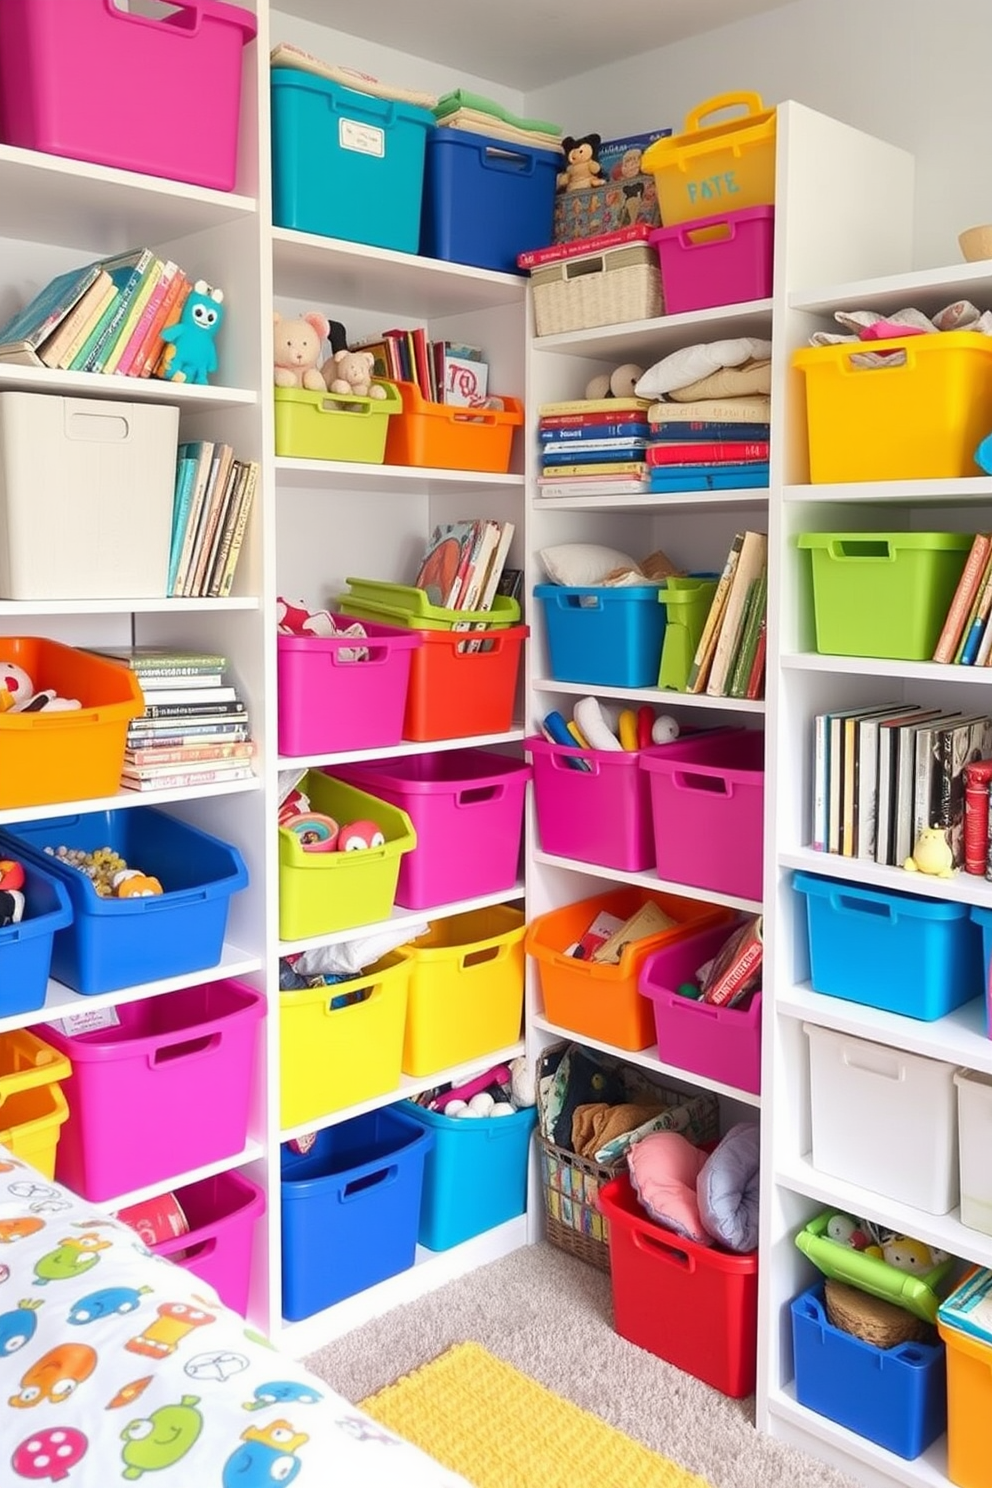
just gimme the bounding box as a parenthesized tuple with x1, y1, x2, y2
(798, 531, 972, 660)
(795, 1210, 956, 1323)
(657, 575, 719, 689)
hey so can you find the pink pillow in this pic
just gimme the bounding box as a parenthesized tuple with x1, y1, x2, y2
(627, 1132, 711, 1246)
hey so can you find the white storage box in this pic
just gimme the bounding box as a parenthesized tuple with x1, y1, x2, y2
(955, 1068, 992, 1236)
(804, 1022, 960, 1215)
(0, 393, 178, 600)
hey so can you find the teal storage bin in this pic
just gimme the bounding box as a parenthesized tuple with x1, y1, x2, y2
(969, 905, 992, 1035)
(271, 68, 435, 252)
(399, 1100, 536, 1251)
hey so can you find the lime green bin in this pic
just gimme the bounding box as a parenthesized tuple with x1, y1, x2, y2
(657, 575, 719, 689)
(274, 381, 402, 463)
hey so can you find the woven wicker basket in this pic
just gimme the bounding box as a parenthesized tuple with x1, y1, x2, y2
(532, 243, 663, 337)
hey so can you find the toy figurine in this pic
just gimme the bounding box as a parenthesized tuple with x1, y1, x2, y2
(903, 825, 955, 878)
(158, 281, 225, 384)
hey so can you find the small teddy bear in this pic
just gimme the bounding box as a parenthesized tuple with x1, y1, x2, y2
(321, 348, 386, 401)
(557, 134, 606, 193)
(273, 310, 329, 392)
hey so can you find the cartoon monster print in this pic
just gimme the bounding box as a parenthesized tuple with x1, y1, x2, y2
(120, 1395, 203, 1480)
(11, 1426, 88, 1481)
(125, 1301, 215, 1360)
(33, 1233, 110, 1286)
(67, 1285, 151, 1325)
(222, 1420, 309, 1486)
(0, 1299, 42, 1356)
(334, 1413, 401, 1446)
(159, 281, 225, 384)
(0, 1219, 45, 1245)
(9, 1343, 97, 1408)
(243, 1379, 322, 1411)
(185, 1350, 250, 1383)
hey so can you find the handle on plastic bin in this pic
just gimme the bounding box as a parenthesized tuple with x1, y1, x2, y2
(670, 769, 733, 797)
(631, 1225, 697, 1271)
(826, 538, 895, 563)
(316, 397, 373, 418)
(481, 146, 534, 176)
(840, 1041, 907, 1083)
(23, 708, 103, 727)
(341, 1164, 398, 1202)
(559, 590, 603, 610)
(832, 890, 895, 920)
(838, 341, 918, 375)
(681, 219, 734, 248)
(449, 408, 497, 427)
(141, 888, 209, 909)
(156, 1233, 217, 1264)
(461, 943, 504, 970)
(548, 745, 599, 775)
(150, 1030, 222, 1067)
(105, 0, 201, 35)
(455, 784, 503, 808)
(683, 91, 766, 133)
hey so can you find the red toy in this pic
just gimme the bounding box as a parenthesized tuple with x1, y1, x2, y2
(0, 857, 25, 927)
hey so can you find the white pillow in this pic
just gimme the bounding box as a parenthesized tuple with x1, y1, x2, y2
(540, 543, 641, 587)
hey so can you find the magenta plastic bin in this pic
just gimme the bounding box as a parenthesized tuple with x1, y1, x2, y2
(42, 978, 265, 1202)
(650, 206, 775, 314)
(640, 729, 765, 900)
(526, 735, 654, 872)
(151, 1169, 266, 1317)
(0, 0, 257, 191)
(333, 749, 530, 909)
(277, 617, 423, 757)
(638, 921, 762, 1094)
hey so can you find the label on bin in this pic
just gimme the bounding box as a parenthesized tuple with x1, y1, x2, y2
(53, 1007, 121, 1036)
(340, 118, 385, 158)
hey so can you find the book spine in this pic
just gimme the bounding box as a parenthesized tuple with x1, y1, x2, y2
(687, 533, 743, 693)
(143, 273, 190, 379)
(933, 534, 990, 662)
(87, 254, 154, 374)
(126, 742, 254, 766)
(703, 923, 763, 1006)
(646, 440, 770, 465)
(116, 262, 174, 376)
(140, 700, 246, 719)
(744, 618, 766, 700)
(216, 462, 258, 598)
(103, 260, 162, 376)
(121, 766, 254, 791)
(811, 713, 828, 852)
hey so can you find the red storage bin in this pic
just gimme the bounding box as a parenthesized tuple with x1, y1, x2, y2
(404, 625, 529, 741)
(149, 1170, 265, 1317)
(649, 206, 774, 314)
(526, 736, 654, 872)
(277, 618, 423, 757)
(598, 1171, 758, 1397)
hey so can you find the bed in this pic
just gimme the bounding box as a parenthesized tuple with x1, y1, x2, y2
(0, 1144, 469, 1486)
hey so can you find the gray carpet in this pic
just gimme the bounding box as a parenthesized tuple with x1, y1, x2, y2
(305, 1241, 860, 1488)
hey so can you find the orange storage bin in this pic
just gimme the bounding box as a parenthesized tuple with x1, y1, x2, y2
(0, 637, 145, 809)
(404, 625, 529, 741)
(938, 1318, 992, 1488)
(385, 382, 523, 473)
(525, 887, 735, 1051)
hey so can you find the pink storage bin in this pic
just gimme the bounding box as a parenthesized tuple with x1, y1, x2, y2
(333, 749, 530, 909)
(42, 978, 264, 1202)
(0, 0, 257, 191)
(277, 618, 423, 757)
(150, 1169, 265, 1317)
(526, 735, 654, 872)
(640, 729, 765, 900)
(650, 206, 774, 314)
(638, 921, 762, 1094)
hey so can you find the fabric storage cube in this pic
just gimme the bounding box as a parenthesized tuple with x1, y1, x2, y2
(794, 871, 984, 1020)
(280, 1106, 433, 1321)
(0, 808, 249, 994)
(421, 127, 560, 274)
(526, 887, 734, 1051)
(271, 68, 435, 251)
(526, 735, 655, 872)
(333, 750, 530, 910)
(534, 583, 668, 687)
(638, 921, 762, 1094)
(641, 728, 765, 901)
(278, 770, 416, 941)
(384, 384, 523, 473)
(793, 334, 992, 481)
(955, 1069, 992, 1237)
(148, 1170, 266, 1317)
(804, 1022, 960, 1214)
(398, 1100, 537, 1251)
(273, 384, 402, 463)
(650, 206, 774, 312)
(598, 1171, 759, 1397)
(41, 978, 264, 1202)
(531, 242, 663, 336)
(0, 0, 256, 190)
(0, 860, 73, 1017)
(798, 532, 972, 659)
(279, 955, 410, 1129)
(791, 1282, 946, 1460)
(0, 393, 179, 600)
(641, 91, 777, 228)
(657, 576, 719, 690)
(277, 617, 422, 757)
(397, 907, 526, 1076)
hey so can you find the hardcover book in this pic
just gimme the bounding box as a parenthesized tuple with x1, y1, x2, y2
(0, 260, 104, 356)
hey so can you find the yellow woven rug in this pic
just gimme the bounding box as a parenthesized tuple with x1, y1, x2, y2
(360, 1340, 712, 1488)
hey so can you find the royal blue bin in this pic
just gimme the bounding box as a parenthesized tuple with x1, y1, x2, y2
(534, 584, 668, 687)
(0, 859, 72, 1015)
(399, 1100, 536, 1250)
(420, 127, 560, 273)
(0, 809, 248, 995)
(281, 1106, 433, 1321)
(793, 871, 983, 1021)
(791, 1283, 946, 1460)
(271, 68, 435, 252)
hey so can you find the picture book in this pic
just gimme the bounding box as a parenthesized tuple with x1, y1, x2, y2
(439, 343, 488, 406)
(83, 248, 156, 374)
(102, 257, 164, 376)
(141, 272, 190, 378)
(700, 916, 762, 1008)
(646, 440, 770, 466)
(728, 569, 767, 699)
(113, 260, 176, 377)
(188, 444, 236, 597)
(37, 271, 115, 369)
(932, 533, 991, 663)
(214, 461, 259, 598)
(0, 259, 105, 355)
(706, 531, 767, 697)
(413, 520, 487, 608)
(936, 713, 992, 865)
(170, 441, 215, 597)
(687, 532, 744, 694)
(542, 445, 648, 465)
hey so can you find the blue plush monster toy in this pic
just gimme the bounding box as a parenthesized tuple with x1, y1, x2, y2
(159, 280, 225, 384)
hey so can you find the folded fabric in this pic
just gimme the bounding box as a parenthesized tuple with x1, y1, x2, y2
(628, 1131, 711, 1245)
(636, 338, 773, 399)
(668, 359, 771, 402)
(437, 114, 563, 152)
(434, 89, 561, 137)
(571, 1101, 664, 1159)
(809, 301, 992, 368)
(647, 395, 771, 424)
(697, 1121, 760, 1254)
(271, 43, 439, 109)
(547, 1046, 627, 1149)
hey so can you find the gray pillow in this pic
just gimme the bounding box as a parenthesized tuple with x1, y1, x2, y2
(697, 1122, 760, 1253)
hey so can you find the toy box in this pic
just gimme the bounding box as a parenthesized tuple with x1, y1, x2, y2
(553, 129, 671, 244)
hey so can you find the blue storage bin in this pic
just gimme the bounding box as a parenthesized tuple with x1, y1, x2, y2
(0, 860, 72, 1016)
(271, 68, 435, 253)
(280, 1106, 433, 1321)
(420, 126, 560, 274)
(793, 871, 983, 1021)
(0, 809, 248, 995)
(534, 584, 668, 687)
(969, 905, 992, 1034)
(791, 1282, 946, 1460)
(399, 1100, 536, 1251)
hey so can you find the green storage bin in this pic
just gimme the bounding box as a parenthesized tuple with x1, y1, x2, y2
(798, 531, 972, 660)
(273, 383, 402, 463)
(338, 577, 521, 632)
(795, 1211, 956, 1324)
(278, 770, 416, 941)
(657, 575, 719, 690)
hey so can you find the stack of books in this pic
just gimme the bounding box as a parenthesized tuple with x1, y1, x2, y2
(352, 330, 489, 406)
(168, 444, 259, 598)
(0, 248, 198, 380)
(687, 530, 768, 699)
(413, 518, 517, 616)
(87, 647, 254, 793)
(645, 395, 770, 493)
(932, 531, 992, 665)
(536, 397, 652, 499)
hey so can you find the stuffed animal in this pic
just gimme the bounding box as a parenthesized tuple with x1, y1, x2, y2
(557, 134, 606, 193)
(273, 310, 329, 392)
(584, 363, 645, 400)
(321, 347, 387, 400)
(158, 281, 225, 384)
(0, 662, 79, 714)
(903, 825, 955, 877)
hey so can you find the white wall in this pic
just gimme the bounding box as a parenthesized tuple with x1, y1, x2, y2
(526, 0, 992, 270)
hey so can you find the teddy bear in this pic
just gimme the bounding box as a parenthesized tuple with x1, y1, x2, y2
(557, 134, 606, 193)
(321, 348, 386, 400)
(273, 310, 329, 391)
(584, 363, 645, 400)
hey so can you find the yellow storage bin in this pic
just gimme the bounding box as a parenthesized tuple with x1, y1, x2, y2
(279, 954, 409, 1129)
(641, 92, 776, 228)
(0, 1028, 72, 1176)
(793, 332, 992, 482)
(273, 382, 402, 463)
(397, 906, 526, 1076)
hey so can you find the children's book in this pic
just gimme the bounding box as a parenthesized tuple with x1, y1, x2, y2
(114, 260, 176, 377)
(706, 531, 767, 697)
(544, 461, 648, 478)
(0, 259, 105, 359)
(540, 409, 653, 430)
(171, 441, 215, 597)
(37, 271, 115, 369)
(88, 645, 227, 675)
(853, 705, 922, 859)
(215, 461, 259, 598)
(166, 455, 198, 597)
(728, 569, 767, 699)
(645, 397, 771, 424)
(120, 764, 254, 792)
(413, 520, 486, 608)
(141, 272, 190, 378)
(886, 709, 953, 865)
(125, 742, 254, 767)
(537, 479, 650, 498)
(648, 463, 769, 491)
(542, 445, 648, 465)
(646, 440, 770, 465)
(102, 257, 164, 376)
(439, 343, 488, 406)
(188, 443, 236, 597)
(82, 247, 156, 373)
(687, 533, 743, 694)
(540, 427, 650, 446)
(648, 421, 771, 442)
(932, 533, 991, 663)
(935, 713, 992, 866)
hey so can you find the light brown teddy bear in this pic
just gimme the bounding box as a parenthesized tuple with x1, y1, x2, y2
(321, 348, 387, 400)
(273, 310, 328, 391)
(557, 133, 606, 192)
